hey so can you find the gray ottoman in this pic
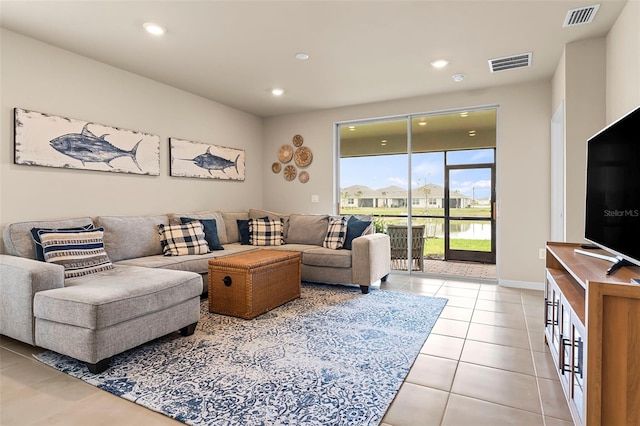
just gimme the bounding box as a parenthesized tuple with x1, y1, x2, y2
(34, 265, 202, 373)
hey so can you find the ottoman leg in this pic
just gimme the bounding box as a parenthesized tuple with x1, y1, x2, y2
(360, 285, 370, 294)
(179, 322, 198, 336)
(86, 357, 111, 374)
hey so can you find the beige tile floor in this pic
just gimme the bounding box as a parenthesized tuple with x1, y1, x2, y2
(0, 274, 573, 426)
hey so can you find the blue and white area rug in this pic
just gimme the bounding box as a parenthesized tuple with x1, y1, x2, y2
(35, 283, 447, 426)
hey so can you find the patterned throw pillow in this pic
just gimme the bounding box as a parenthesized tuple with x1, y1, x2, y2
(31, 224, 95, 261)
(180, 217, 224, 251)
(249, 218, 284, 246)
(158, 222, 210, 256)
(323, 217, 348, 249)
(37, 227, 114, 278)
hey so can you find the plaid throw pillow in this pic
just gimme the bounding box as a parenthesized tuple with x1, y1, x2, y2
(38, 227, 114, 278)
(249, 218, 284, 246)
(323, 217, 348, 249)
(158, 222, 210, 256)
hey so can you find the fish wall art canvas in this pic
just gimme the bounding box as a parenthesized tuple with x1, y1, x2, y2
(169, 138, 245, 181)
(14, 108, 160, 175)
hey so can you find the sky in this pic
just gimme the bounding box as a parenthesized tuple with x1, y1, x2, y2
(340, 149, 494, 200)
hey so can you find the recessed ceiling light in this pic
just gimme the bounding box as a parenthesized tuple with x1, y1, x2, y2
(430, 59, 449, 69)
(418, 121, 427, 126)
(381, 139, 388, 146)
(452, 73, 465, 82)
(460, 111, 469, 117)
(295, 53, 310, 60)
(348, 126, 356, 131)
(143, 22, 166, 36)
(271, 88, 284, 96)
(468, 130, 477, 137)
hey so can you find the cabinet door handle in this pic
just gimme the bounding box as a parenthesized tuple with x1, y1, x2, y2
(559, 335, 572, 375)
(545, 299, 558, 326)
(544, 298, 549, 325)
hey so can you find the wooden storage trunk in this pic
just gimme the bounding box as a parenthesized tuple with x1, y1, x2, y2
(208, 250, 301, 319)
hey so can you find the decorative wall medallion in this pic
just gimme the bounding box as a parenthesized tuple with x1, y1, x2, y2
(169, 138, 245, 180)
(278, 145, 293, 163)
(298, 171, 309, 183)
(283, 165, 297, 181)
(294, 146, 313, 167)
(271, 162, 281, 173)
(13, 108, 160, 175)
(292, 134, 304, 147)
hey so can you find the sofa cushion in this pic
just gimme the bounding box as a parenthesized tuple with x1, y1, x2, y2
(249, 218, 284, 246)
(286, 214, 329, 246)
(302, 247, 352, 269)
(38, 227, 114, 278)
(180, 217, 224, 251)
(116, 245, 257, 274)
(322, 217, 347, 249)
(3, 217, 94, 260)
(343, 216, 372, 250)
(95, 215, 168, 262)
(158, 222, 210, 256)
(169, 210, 228, 244)
(33, 265, 202, 330)
(221, 211, 249, 243)
(30, 224, 95, 261)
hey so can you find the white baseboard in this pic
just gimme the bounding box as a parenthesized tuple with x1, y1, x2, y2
(498, 279, 544, 291)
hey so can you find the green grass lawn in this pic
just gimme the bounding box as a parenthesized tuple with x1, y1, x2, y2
(425, 237, 491, 255)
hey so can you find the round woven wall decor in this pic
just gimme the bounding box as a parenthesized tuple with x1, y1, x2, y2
(283, 165, 297, 181)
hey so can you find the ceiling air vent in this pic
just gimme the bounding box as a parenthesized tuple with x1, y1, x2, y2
(563, 4, 600, 27)
(488, 53, 532, 73)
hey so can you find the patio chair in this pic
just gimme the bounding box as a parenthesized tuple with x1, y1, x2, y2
(386, 224, 426, 271)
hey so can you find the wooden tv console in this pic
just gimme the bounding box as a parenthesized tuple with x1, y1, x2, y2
(545, 242, 640, 426)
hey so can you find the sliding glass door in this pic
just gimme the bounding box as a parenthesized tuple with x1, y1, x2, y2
(338, 108, 497, 277)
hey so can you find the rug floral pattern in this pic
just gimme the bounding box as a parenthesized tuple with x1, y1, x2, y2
(35, 283, 447, 426)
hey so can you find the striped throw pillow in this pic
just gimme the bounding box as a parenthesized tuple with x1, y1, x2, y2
(158, 222, 210, 256)
(323, 217, 348, 249)
(249, 218, 284, 246)
(38, 227, 114, 278)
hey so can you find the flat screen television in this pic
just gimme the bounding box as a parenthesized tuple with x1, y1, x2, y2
(584, 105, 640, 275)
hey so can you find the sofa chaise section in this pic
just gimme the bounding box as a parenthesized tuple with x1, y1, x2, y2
(34, 265, 202, 373)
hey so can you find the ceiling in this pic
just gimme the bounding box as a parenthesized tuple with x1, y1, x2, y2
(0, 1, 627, 118)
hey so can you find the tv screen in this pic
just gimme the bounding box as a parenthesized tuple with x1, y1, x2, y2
(585, 105, 640, 268)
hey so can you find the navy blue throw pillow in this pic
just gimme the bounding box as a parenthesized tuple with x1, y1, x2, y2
(180, 217, 224, 251)
(237, 219, 251, 245)
(342, 216, 372, 250)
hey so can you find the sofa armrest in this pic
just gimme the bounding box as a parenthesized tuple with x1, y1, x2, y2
(351, 233, 391, 286)
(0, 255, 64, 345)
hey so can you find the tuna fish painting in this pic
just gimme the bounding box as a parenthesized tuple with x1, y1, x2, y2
(14, 108, 160, 175)
(169, 138, 245, 181)
(50, 124, 142, 171)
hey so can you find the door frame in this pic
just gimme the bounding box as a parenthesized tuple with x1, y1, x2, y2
(444, 162, 496, 263)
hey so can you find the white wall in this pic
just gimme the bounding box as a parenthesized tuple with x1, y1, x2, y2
(263, 81, 552, 286)
(606, 0, 640, 122)
(564, 38, 607, 243)
(0, 30, 263, 247)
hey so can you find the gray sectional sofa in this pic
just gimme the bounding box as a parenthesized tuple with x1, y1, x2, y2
(0, 208, 391, 373)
